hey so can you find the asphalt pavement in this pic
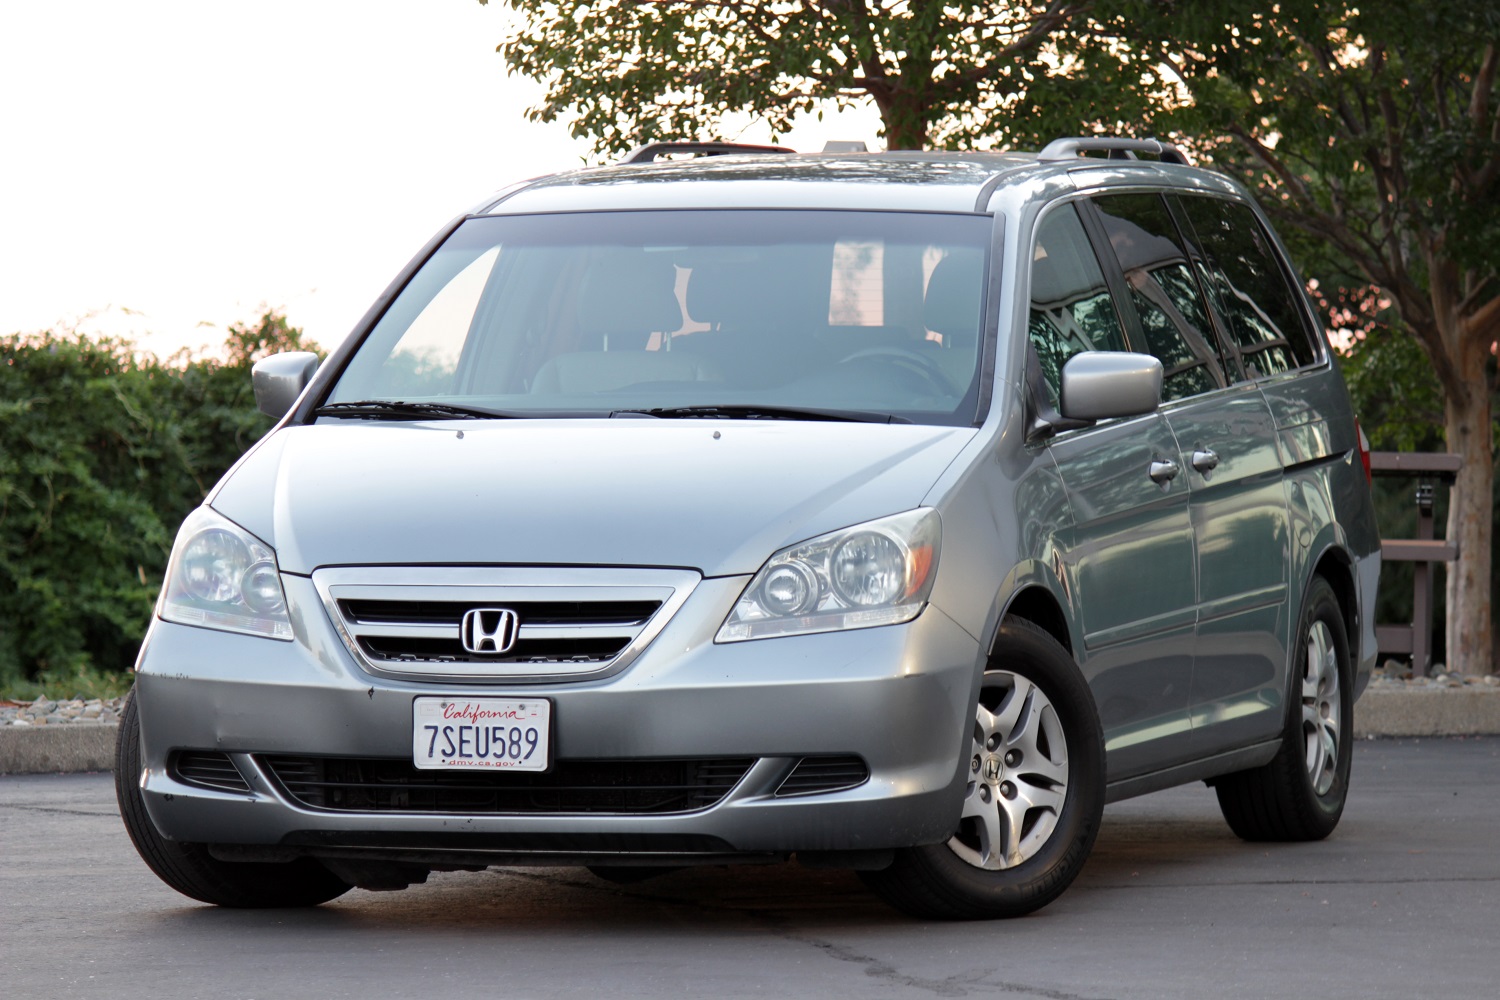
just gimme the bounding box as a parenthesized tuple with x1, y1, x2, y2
(3, 737, 1497, 999)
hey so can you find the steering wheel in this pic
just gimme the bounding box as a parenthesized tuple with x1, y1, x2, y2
(838, 346, 960, 396)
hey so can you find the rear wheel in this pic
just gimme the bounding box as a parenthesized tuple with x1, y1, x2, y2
(860, 617, 1104, 919)
(114, 688, 352, 908)
(1214, 576, 1353, 841)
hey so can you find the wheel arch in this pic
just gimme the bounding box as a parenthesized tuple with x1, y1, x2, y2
(987, 561, 1079, 662)
(1307, 539, 1360, 675)
(1000, 587, 1073, 657)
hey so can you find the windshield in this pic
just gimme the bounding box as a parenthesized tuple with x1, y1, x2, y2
(326, 210, 991, 425)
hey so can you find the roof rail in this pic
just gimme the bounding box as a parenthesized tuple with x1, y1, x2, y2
(1037, 137, 1191, 166)
(620, 141, 797, 164)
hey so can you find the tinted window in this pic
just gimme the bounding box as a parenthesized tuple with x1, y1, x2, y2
(1178, 196, 1320, 377)
(1027, 204, 1128, 401)
(1092, 193, 1227, 402)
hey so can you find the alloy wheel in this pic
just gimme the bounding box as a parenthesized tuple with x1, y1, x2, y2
(948, 671, 1070, 870)
(1303, 620, 1342, 796)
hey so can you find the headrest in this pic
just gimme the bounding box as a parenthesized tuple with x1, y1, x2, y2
(1098, 214, 1184, 275)
(576, 251, 683, 349)
(685, 261, 761, 328)
(924, 250, 985, 342)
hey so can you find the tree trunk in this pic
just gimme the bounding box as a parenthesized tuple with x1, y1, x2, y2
(1442, 371, 1495, 676)
(866, 84, 929, 150)
(873, 100, 929, 149)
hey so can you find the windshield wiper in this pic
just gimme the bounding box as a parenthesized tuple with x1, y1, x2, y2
(312, 400, 520, 421)
(611, 405, 911, 424)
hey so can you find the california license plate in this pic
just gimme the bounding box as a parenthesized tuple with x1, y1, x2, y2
(412, 698, 551, 771)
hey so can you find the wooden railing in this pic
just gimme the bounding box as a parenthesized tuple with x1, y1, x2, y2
(1370, 451, 1462, 676)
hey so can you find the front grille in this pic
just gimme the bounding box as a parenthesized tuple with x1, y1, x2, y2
(339, 599, 661, 627)
(337, 600, 656, 666)
(313, 567, 699, 680)
(359, 635, 631, 664)
(775, 755, 870, 797)
(172, 750, 251, 793)
(261, 755, 756, 815)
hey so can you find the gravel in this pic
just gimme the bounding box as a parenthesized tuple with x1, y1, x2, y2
(0, 696, 126, 727)
(1368, 662, 1500, 690)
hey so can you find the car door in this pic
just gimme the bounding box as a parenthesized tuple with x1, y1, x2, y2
(1027, 201, 1199, 780)
(1088, 192, 1291, 754)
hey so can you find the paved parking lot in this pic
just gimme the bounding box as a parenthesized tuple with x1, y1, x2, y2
(4, 737, 1497, 999)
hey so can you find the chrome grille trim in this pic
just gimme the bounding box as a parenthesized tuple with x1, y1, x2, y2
(312, 566, 700, 682)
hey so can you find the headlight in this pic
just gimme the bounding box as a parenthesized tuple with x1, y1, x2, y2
(158, 507, 294, 641)
(716, 509, 940, 642)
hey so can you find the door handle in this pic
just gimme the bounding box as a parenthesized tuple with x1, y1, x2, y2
(1192, 448, 1220, 474)
(1148, 458, 1179, 485)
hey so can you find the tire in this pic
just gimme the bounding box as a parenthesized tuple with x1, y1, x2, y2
(114, 688, 352, 908)
(860, 617, 1105, 920)
(1214, 577, 1353, 842)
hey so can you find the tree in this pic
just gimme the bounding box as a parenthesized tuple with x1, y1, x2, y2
(490, 1, 1145, 152)
(1110, 1, 1500, 672)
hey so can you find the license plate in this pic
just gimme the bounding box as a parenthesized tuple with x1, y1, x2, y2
(412, 698, 551, 771)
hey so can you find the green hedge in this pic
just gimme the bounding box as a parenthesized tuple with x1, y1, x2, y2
(0, 314, 319, 693)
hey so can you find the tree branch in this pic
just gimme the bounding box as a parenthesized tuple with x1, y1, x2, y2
(1469, 42, 1497, 132)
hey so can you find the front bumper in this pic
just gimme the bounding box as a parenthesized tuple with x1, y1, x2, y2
(132, 573, 983, 861)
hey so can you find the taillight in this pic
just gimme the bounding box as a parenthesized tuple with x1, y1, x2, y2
(1355, 419, 1372, 485)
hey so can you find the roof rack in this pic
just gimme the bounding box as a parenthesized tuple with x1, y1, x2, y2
(620, 141, 797, 164)
(1037, 137, 1191, 166)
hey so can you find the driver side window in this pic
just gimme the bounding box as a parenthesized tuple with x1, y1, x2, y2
(1027, 204, 1128, 402)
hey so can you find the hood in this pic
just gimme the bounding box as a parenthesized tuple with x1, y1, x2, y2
(210, 419, 977, 577)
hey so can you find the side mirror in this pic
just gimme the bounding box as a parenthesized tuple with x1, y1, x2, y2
(252, 352, 320, 419)
(1058, 351, 1162, 421)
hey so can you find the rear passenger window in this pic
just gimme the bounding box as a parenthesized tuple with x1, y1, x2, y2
(1092, 193, 1227, 402)
(1027, 204, 1128, 400)
(1178, 196, 1321, 377)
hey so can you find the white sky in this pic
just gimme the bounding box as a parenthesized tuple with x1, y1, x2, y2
(0, 1, 882, 359)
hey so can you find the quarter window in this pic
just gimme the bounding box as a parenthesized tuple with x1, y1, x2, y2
(1177, 196, 1321, 377)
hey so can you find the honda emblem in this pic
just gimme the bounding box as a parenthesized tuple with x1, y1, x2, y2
(459, 608, 519, 655)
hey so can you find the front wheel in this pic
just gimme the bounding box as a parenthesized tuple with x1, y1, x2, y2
(1213, 576, 1353, 841)
(114, 688, 352, 908)
(860, 617, 1105, 919)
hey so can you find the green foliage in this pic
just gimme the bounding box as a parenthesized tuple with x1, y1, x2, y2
(1111, 1, 1500, 390)
(4, 660, 135, 703)
(0, 313, 321, 692)
(489, 1, 1161, 153)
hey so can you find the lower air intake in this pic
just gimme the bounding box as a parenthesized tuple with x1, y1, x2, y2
(260, 755, 755, 815)
(775, 755, 870, 797)
(172, 750, 251, 793)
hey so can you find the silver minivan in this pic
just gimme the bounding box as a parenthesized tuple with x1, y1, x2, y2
(117, 138, 1381, 919)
